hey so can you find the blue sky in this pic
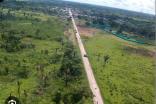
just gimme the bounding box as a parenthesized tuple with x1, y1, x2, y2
(66, 0, 155, 15)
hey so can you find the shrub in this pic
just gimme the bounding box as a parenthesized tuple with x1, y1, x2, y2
(1, 33, 22, 52)
(16, 66, 29, 78)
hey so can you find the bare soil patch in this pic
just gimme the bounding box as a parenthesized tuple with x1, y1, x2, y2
(77, 26, 99, 37)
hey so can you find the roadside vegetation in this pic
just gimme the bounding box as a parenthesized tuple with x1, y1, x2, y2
(82, 30, 155, 104)
(74, 6, 155, 103)
(0, 1, 92, 104)
(73, 4, 155, 103)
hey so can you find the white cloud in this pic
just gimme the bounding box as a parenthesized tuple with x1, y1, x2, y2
(66, 0, 155, 14)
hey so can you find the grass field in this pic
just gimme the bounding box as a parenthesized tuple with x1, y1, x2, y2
(0, 7, 92, 104)
(83, 30, 155, 104)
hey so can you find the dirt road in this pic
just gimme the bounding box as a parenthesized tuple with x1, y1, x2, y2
(69, 9, 104, 104)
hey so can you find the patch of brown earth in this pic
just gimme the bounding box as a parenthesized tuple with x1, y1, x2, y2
(77, 26, 99, 37)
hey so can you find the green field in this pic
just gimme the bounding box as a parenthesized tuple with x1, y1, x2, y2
(0, 7, 92, 104)
(83, 31, 155, 104)
(1, 1, 155, 104)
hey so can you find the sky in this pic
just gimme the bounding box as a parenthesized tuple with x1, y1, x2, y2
(66, 0, 155, 15)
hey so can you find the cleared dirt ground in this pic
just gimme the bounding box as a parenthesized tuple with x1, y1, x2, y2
(77, 26, 100, 37)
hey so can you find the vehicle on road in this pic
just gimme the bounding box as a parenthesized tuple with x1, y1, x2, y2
(84, 54, 88, 57)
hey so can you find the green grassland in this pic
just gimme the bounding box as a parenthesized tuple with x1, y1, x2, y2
(83, 31, 155, 104)
(0, 7, 92, 104)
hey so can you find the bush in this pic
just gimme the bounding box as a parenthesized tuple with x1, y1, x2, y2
(52, 90, 62, 104)
(58, 42, 82, 84)
(16, 66, 29, 78)
(1, 33, 22, 52)
(0, 67, 9, 76)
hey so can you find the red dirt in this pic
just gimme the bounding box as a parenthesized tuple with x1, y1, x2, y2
(77, 26, 99, 37)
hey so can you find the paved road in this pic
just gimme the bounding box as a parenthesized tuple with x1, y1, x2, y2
(69, 9, 104, 104)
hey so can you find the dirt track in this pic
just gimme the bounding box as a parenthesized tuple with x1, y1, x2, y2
(69, 9, 104, 104)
